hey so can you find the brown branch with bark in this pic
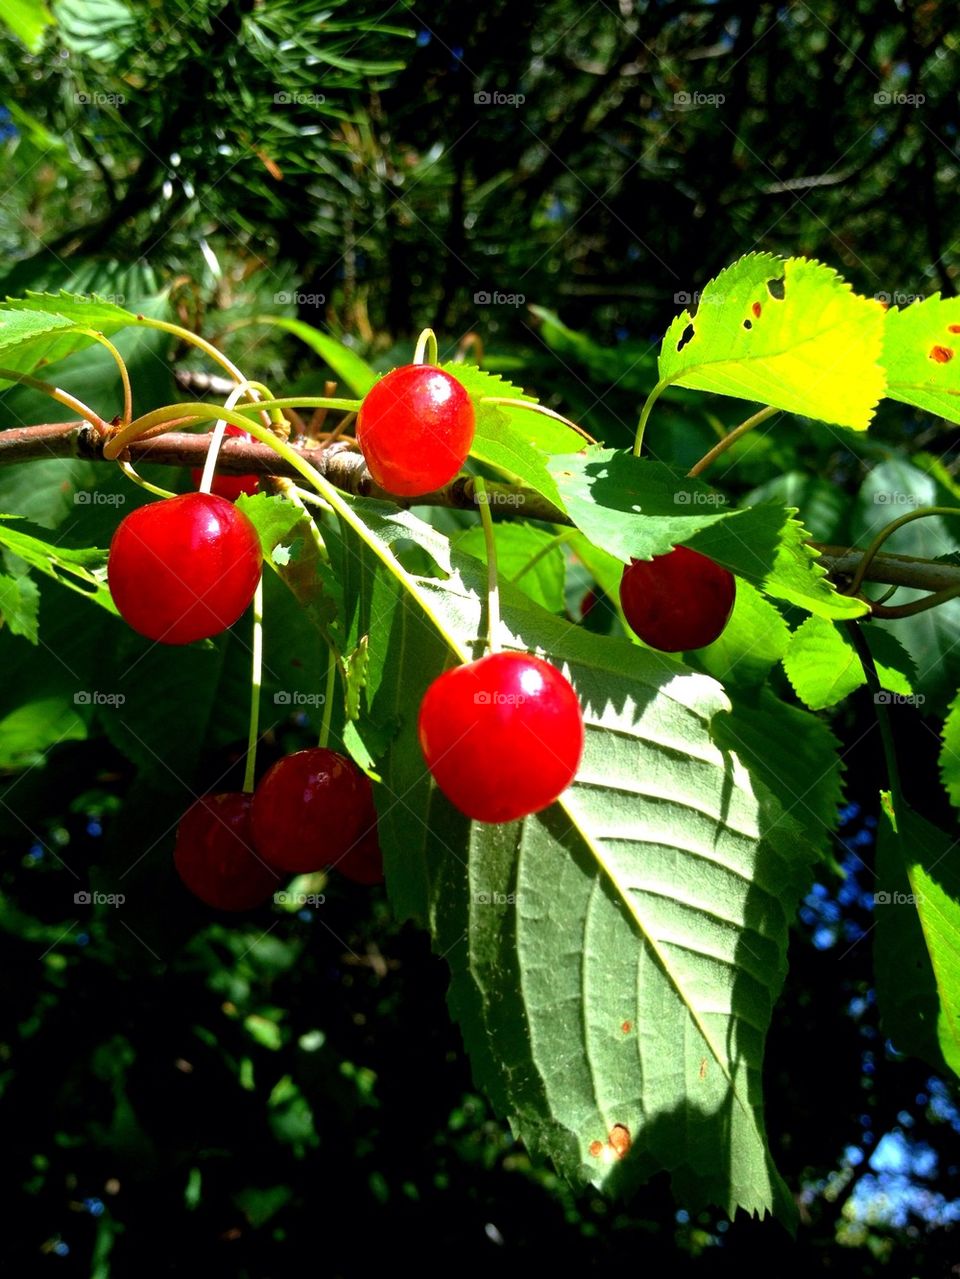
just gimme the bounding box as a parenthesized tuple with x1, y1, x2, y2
(3, 421, 959, 598)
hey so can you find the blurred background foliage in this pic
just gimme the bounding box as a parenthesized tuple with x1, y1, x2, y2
(1, 0, 960, 1273)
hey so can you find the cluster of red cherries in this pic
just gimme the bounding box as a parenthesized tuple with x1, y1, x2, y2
(104, 363, 735, 910)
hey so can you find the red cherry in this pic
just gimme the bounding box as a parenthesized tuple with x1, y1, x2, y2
(336, 828, 384, 886)
(356, 363, 475, 497)
(250, 748, 372, 874)
(417, 651, 584, 824)
(174, 792, 279, 911)
(618, 545, 735, 652)
(108, 492, 263, 644)
(191, 424, 260, 501)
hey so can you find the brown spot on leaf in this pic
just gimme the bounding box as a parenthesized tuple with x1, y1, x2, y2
(766, 277, 785, 300)
(589, 1140, 604, 1158)
(743, 319, 752, 330)
(752, 301, 762, 318)
(621, 1021, 632, 1034)
(676, 323, 695, 353)
(949, 324, 960, 334)
(699, 1057, 708, 1080)
(930, 345, 954, 364)
(608, 1125, 631, 1158)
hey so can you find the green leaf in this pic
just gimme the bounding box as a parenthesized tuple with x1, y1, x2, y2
(711, 688, 844, 863)
(782, 617, 865, 710)
(744, 472, 848, 543)
(53, 0, 138, 61)
(658, 254, 885, 429)
(452, 523, 567, 613)
(248, 317, 376, 397)
(530, 305, 658, 393)
(3, 288, 140, 334)
(1, 0, 54, 49)
(0, 310, 85, 385)
(882, 295, 960, 423)
(549, 450, 868, 620)
(875, 801, 960, 1079)
(939, 692, 960, 812)
(0, 696, 87, 772)
(0, 572, 40, 643)
(0, 516, 117, 614)
(332, 499, 813, 1222)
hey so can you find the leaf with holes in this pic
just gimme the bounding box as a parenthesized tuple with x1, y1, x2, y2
(882, 295, 960, 423)
(330, 498, 815, 1223)
(658, 254, 885, 429)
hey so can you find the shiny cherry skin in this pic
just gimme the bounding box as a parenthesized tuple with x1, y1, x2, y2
(618, 545, 735, 652)
(174, 792, 279, 911)
(250, 748, 372, 874)
(108, 492, 263, 645)
(417, 651, 584, 824)
(356, 363, 475, 497)
(191, 423, 260, 501)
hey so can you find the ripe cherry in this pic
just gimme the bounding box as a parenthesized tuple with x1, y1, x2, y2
(191, 424, 260, 501)
(356, 363, 475, 497)
(618, 545, 735, 652)
(336, 827, 384, 886)
(108, 492, 263, 644)
(174, 792, 279, 911)
(250, 747, 372, 874)
(417, 651, 584, 824)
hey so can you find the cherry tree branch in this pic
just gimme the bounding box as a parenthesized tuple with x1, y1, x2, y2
(3, 421, 960, 596)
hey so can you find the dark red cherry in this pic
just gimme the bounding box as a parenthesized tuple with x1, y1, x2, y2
(356, 363, 475, 497)
(191, 423, 260, 501)
(417, 651, 584, 824)
(250, 747, 371, 874)
(336, 828, 384, 885)
(174, 792, 278, 911)
(107, 492, 263, 644)
(618, 545, 735, 652)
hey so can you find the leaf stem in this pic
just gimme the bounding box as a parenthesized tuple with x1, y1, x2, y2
(633, 378, 670, 457)
(686, 405, 778, 478)
(79, 330, 133, 424)
(242, 578, 264, 794)
(474, 476, 501, 655)
(480, 397, 598, 446)
(845, 620, 903, 808)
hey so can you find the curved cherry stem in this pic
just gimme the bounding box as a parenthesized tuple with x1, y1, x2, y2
(686, 405, 778, 478)
(474, 476, 501, 655)
(198, 382, 262, 495)
(242, 578, 264, 794)
(0, 365, 110, 433)
(78, 330, 133, 424)
(134, 315, 255, 390)
(844, 506, 960, 597)
(633, 378, 670, 457)
(413, 328, 439, 365)
(117, 459, 176, 500)
(868, 581, 960, 619)
(480, 397, 598, 446)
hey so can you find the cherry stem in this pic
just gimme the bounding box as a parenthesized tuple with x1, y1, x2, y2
(474, 476, 501, 655)
(134, 315, 256, 390)
(413, 328, 439, 365)
(198, 382, 259, 495)
(117, 459, 175, 499)
(633, 378, 670, 458)
(78, 330, 133, 424)
(0, 365, 110, 433)
(686, 405, 778, 478)
(480, 397, 598, 446)
(844, 506, 960, 597)
(510, 528, 576, 584)
(242, 578, 264, 794)
(318, 653, 336, 750)
(868, 581, 960, 619)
